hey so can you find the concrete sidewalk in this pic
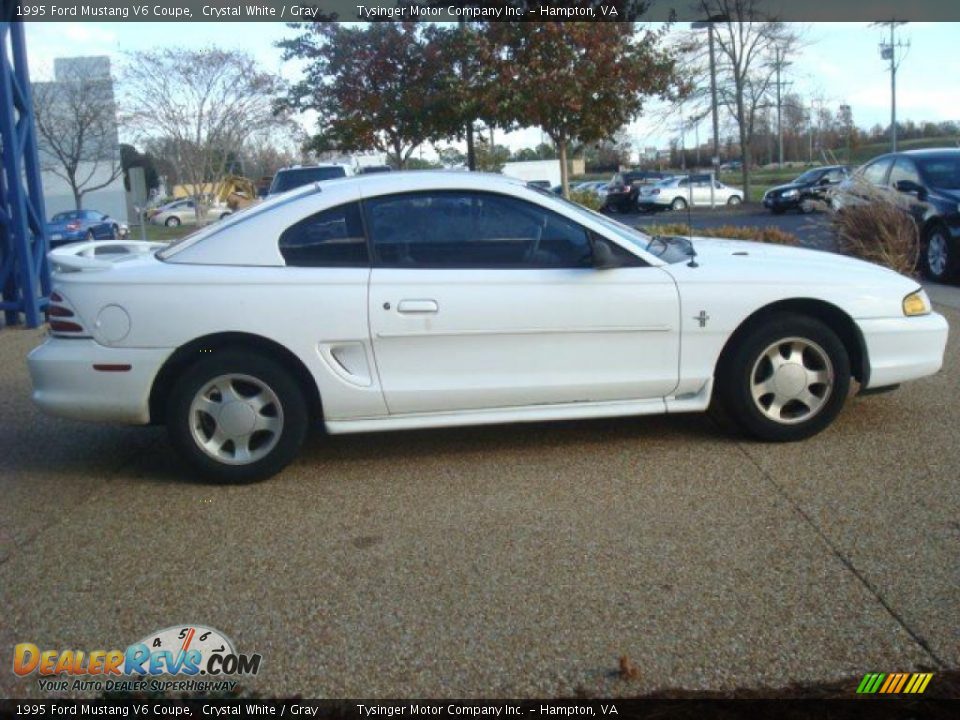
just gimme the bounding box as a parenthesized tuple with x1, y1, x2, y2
(0, 308, 956, 698)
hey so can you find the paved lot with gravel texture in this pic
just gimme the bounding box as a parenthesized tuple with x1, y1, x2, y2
(1, 294, 957, 699)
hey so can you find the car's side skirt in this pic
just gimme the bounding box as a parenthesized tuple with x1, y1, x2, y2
(324, 390, 713, 435)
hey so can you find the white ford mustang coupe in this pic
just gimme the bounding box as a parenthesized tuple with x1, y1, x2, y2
(29, 172, 948, 482)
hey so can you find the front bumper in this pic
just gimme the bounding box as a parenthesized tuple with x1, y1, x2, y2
(858, 312, 949, 389)
(763, 195, 800, 211)
(28, 337, 171, 424)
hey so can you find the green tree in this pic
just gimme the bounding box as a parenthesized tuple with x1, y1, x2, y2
(485, 23, 677, 195)
(279, 23, 464, 169)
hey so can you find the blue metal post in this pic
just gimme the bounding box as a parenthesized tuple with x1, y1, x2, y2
(0, 11, 50, 328)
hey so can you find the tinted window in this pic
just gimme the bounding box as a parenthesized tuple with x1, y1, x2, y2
(823, 169, 846, 183)
(365, 191, 592, 269)
(889, 157, 921, 187)
(270, 167, 346, 194)
(279, 202, 368, 267)
(861, 158, 893, 186)
(916, 155, 960, 190)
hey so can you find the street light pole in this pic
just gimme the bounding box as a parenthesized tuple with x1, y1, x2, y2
(691, 19, 723, 169)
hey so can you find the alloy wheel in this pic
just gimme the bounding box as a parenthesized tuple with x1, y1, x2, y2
(749, 337, 834, 425)
(188, 373, 284, 465)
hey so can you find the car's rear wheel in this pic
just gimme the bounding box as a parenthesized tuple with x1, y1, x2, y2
(110, 224, 119, 239)
(167, 350, 309, 483)
(920, 224, 956, 282)
(165, 216, 181, 228)
(671, 197, 687, 211)
(717, 314, 850, 442)
(85, 230, 94, 242)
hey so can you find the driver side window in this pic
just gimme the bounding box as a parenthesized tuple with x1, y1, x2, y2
(365, 191, 593, 269)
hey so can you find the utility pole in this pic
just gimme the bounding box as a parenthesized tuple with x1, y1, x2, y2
(458, 16, 476, 171)
(773, 48, 791, 168)
(874, 21, 909, 152)
(691, 18, 725, 169)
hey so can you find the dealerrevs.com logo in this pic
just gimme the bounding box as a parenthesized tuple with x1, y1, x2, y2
(13, 625, 261, 693)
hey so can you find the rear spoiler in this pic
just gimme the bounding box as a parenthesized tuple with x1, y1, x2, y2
(49, 240, 166, 273)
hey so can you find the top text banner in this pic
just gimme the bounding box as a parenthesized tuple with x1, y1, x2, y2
(8, 0, 960, 22)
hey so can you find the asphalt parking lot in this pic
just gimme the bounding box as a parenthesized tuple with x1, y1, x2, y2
(1, 289, 958, 699)
(618, 203, 836, 249)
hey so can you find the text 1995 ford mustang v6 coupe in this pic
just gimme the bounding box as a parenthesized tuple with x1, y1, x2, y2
(29, 172, 948, 482)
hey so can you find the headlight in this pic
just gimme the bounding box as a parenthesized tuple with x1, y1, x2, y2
(903, 289, 931, 316)
(782, 189, 799, 198)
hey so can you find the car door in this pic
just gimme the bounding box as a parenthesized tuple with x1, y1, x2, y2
(365, 190, 681, 415)
(689, 174, 713, 205)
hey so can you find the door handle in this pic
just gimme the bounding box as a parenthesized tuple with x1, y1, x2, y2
(397, 299, 439, 314)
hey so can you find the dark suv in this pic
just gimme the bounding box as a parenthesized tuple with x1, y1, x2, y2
(267, 165, 352, 196)
(604, 170, 672, 212)
(832, 149, 960, 282)
(762, 165, 849, 214)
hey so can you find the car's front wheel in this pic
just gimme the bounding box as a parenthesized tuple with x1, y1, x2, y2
(727, 195, 742, 206)
(921, 224, 956, 282)
(167, 350, 309, 483)
(717, 314, 850, 442)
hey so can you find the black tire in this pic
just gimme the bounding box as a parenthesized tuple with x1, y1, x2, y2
(727, 195, 742, 206)
(717, 313, 850, 442)
(219, 213, 231, 220)
(671, 197, 687, 211)
(110, 224, 119, 239)
(165, 216, 181, 228)
(920, 223, 957, 283)
(85, 230, 95, 242)
(166, 349, 310, 483)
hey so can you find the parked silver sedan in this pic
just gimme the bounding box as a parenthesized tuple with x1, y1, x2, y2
(150, 199, 233, 227)
(638, 174, 743, 211)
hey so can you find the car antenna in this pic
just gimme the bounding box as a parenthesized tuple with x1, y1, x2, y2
(685, 175, 698, 267)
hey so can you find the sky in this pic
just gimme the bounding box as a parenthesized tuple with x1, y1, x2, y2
(23, 21, 960, 159)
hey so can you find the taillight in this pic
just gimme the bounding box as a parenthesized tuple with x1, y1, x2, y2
(66, 222, 81, 231)
(46, 291, 89, 337)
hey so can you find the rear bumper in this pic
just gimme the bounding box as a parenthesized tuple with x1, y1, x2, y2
(859, 313, 949, 389)
(27, 337, 170, 424)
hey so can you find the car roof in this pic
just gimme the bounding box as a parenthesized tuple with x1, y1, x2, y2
(160, 171, 665, 267)
(900, 148, 960, 157)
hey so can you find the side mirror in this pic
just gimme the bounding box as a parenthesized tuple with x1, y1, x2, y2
(895, 179, 926, 198)
(592, 237, 623, 270)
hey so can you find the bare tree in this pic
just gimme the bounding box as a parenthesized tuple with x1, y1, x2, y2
(33, 59, 122, 210)
(694, 1, 802, 197)
(123, 47, 287, 222)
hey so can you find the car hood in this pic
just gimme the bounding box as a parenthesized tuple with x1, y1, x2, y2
(766, 182, 808, 195)
(673, 236, 914, 286)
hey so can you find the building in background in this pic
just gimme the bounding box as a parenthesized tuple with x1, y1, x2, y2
(32, 56, 126, 222)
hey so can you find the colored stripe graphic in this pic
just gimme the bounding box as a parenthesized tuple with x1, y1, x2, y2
(856, 672, 932, 694)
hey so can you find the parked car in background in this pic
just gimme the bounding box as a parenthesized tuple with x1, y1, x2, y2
(637, 174, 743, 211)
(46, 210, 125, 247)
(720, 160, 743, 171)
(267, 164, 354, 196)
(359, 166, 392, 175)
(762, 165, 850, 214)
(831, 149, 960, 282)
(604, 170, 672, 212)
(32, 172, 947, 483)
(150, 199, 232, 228)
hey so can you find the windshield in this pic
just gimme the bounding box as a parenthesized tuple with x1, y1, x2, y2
(917, 156, 960, 190)
(793, 169, 823, 184)
(269, 167, 346, 194)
